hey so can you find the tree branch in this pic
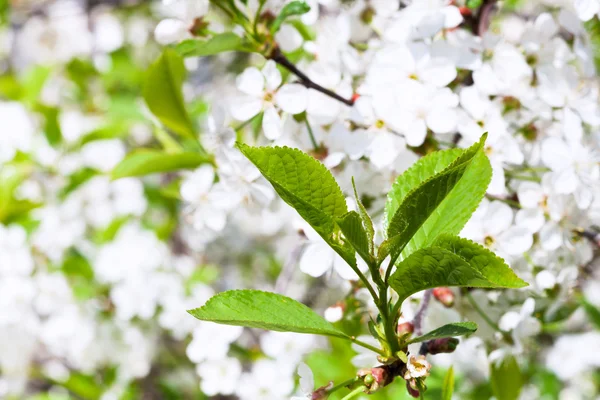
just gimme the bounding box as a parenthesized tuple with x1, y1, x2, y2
(268, 47, 355, 106)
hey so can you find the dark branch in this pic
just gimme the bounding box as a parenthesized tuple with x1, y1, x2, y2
(268, 47, 355, 107)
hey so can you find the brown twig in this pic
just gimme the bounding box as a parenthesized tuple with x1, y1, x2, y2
(268, 47, 355, 106)
(467, 0, 498, 36)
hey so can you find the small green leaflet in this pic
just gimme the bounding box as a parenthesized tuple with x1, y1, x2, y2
(271, 1, 311, 33)
(111, 150, 212, 179)
(491, 355, 523, 400)
(382, 134, 491, 265)
(407, 322, 477, 344)
(580, 298, 600, 330)
(176, 33, 254, 57)
(238, 144, 356, 267)
(389, 235, 527, 306)
(143, 49, 195, 139)
(337, 211, 373, 265)
(188, 290, 347, 338)
(352, 177, 375, 256)
(584, 17, 600, 74)
(441, 366, 455, 400)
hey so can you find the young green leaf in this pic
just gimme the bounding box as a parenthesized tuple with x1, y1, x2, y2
(581, 298, 600, 330)
(382, 135, 491, 265)
(491, 355, 523, 400)
(188, 290, 347, 338)
(441, 366, 455, 400)
(407, 322, 477, 344)
(389, 238, 527, 305)
(432, 235, 528, 289)
(352, 177, 375, 255)
(237, 144, 356, 266)
(143, 49, 195, 139)
(337, 211, 373, 265)
(176, 33, 254, 57)
(111, 150, 212, 179)
(270, 1, 311, 33)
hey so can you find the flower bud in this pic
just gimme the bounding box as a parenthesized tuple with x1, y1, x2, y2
(397, 321, 414, 335)
(406, 380, 420, 398)
(432, 287, 455, 307)
(422, 338, 459, 355)
(371, 366, 391, 387)
(311, 385, 330, 400)
(459, 6, 472, 17)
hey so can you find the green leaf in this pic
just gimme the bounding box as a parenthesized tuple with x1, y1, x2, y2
(408, 322, 477, 344)
(111, 150, 211, 179)
(352, 177, 375, 256)
(584, 17, 600, 74)
(337, 211, 373, 265)
(491, 355, 523, 400)
(581, 298, 600, 330)
(271, 1, 311, 33)
(238, 144, 355, 266)
(143, 49, 195, 139)
(389, 237, 527, 305)
(433, 235, 528, 289)
(382, 134, 491, 265)
(442, 366, 455, 400)
(188, 290, 347, 338)
(176, 33, 254, 57)
(466, 0, 483, 9)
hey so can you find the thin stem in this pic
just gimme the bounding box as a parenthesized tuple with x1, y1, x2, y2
(354, 267, 379, 304)
(209, 0, 235, 19)
(465, 291, 503, 334)
(304, 118, 319, 151)
(505, 173, 541, 182)
(486, 194, 521, 209)
(350, 336, 384, 355)
(268, 48, 355, 106)
(420, 392, 425, 400)
(341, 385, 367, 400)
(412, 289, 432, 336)
(328, 377, 359, 394)
(384, 256, 396, 283)
(253, 0, 266, 35)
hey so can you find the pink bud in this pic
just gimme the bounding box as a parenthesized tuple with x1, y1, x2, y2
(397, 321, 415, 335)
(432, 287, 455, 307)
(406, 380, 420, 398)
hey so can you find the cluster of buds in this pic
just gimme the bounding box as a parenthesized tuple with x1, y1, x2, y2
(432, 287, 455, 307)
(358, 365, 393, 393)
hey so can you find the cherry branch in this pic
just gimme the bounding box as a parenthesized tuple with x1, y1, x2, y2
(268, 47, 355, 106)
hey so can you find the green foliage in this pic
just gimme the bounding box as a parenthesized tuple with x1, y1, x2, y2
(389, 237, 527, 305)
(466, 0, 483, 9)
(352, 177, 375, 256)
(176, 33, 255, 57)
(441, 366, 455, 400)
(188, 290, 348, 338)
(111, 150, 212, 179)
(491, 355, 523, 400)
(337, 211, 373, 265)
(581, 298, 600, 330)
(407, 322, 477, 344)
(237, 143, 356, 267)
(143, 49, 196, 139)
(585, 17, 600, 74)
(382, 135, 491, 265)
(270, 1, 311, 33)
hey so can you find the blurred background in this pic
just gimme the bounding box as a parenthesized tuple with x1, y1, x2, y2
(1, 0, 600, 399)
